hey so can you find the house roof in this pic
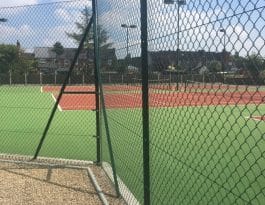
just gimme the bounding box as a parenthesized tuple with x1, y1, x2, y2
(34, 47, 116, 61)
(34, 47, 56, 59)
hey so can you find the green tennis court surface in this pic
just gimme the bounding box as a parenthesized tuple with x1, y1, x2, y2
(102, 104, 265, 204)
(0, 86, 96, 160)
(0, 85, 264, 204)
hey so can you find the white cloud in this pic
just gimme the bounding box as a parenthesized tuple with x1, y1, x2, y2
(98, 0, 265, 57)
(41, 25, 77, 48)
(55, 8, 72, 22)
(0, 24, 34, 37)
(0, 0, 37, 8)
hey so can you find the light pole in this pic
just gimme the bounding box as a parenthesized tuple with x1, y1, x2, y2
(219, 28, 226, 52)
(121, 24, 137, 59)
(219, 28, 226, 83)
(165, 0, 186, 90)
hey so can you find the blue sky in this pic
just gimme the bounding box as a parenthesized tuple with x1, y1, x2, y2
(0, 0, 91, 52)
(99, 0, 265, 58)
(0, 0, 264, 58)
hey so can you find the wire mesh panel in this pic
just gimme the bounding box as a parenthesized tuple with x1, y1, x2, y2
(97, 0, 265, 204)
(97, 0, 144, 204)
(148, 0, 265, 204)
(0, 1, 96, 161)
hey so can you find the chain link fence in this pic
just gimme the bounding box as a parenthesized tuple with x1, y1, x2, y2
(97, 0, 265, 204)
(0, 0, 97, 161)
(1, 0, 265, 204)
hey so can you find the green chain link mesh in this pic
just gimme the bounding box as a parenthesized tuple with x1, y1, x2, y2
(97, 0, 265, 204)
(0, 0, 96, 161)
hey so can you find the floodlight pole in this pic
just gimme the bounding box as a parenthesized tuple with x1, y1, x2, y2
(176, 0, 186, 90)
(176, 2, 180, 90)
(219, 28, 226, 83)
(165, 0, 186, 90)
(121, 24, 137, 58)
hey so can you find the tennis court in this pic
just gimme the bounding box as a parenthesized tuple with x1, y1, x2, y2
(1, 84, 263, 204)
(0, 85, 96, 160)
(0, 83, 264, 204)
(42, 84, 265, 109)
(97, 83, 265, 204)
(1, 0, 265, 204)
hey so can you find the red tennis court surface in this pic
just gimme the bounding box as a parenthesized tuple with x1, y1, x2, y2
(249, 116, 265, 121)
(42, 86, 265, 111)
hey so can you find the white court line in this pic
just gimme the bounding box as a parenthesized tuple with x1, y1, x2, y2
(245, 116, 264, 122)
(51, 94, 63, 112)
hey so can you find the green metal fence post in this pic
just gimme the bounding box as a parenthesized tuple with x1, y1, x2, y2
(92, 0, 101, 165)
(92, 0, 120, 197)
(140, 0, 150, 204)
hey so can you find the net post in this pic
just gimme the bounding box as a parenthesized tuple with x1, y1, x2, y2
(141, 0, 150, 204)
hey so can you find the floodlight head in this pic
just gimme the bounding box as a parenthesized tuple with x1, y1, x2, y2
(129, 25, 137, 28)
(164, 0, 174, 4)
(220, 28, 226, 33)
(0, 18, 7, 22)
(164, 0, 186, 5)
(178, 0, 186, 5)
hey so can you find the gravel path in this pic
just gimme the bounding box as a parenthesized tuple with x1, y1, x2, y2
(0, 161, 125, 205)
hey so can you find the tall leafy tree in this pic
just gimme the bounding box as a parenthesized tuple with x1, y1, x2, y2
(0, 44, 38, 75)
(208, 60, 222, 73)
(66, 7, 112, 50)
(0, 44, 19, 73)
(52, 41, 64, 69)
(243, 53, 265, 79)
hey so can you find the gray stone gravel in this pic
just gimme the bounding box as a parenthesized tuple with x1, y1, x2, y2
(0, 161, 125, 205)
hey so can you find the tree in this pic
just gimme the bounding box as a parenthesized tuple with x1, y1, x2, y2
(19, 58, 39, 74)
(259, 70, 265, 81)
(66, 7, 113, 74)
(0, 44, 19, 74)
(243, 53, 265, 79)
(232, 52, 245, 69)
(52, 42, 64, 70)
(66, 7, 112, 50)
(208, 60, 222, 73)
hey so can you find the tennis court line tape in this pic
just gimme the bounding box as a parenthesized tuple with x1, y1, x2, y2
(245, 116, 263, 121)
(51, 94, 63, 111)
(102, 162, 140, 205)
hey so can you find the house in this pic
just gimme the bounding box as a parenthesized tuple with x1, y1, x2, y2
(34, 47, 57, 74)
(34, 47, 117, 74)
(147, 50, 231, 73)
